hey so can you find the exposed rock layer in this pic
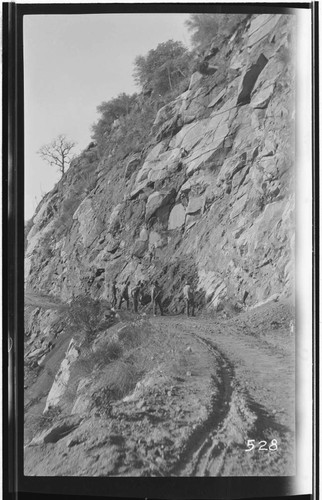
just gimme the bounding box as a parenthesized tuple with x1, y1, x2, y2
(25, 13, 295, 318)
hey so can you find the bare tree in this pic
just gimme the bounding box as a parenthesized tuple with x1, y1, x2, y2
(37, 134, 76, 177)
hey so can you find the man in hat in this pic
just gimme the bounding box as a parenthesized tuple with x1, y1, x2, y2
(131, 281, 142, 313)
(111, 279, 117, 308)
(150, 280, 163, 316)
(183, 281, 195, 317)
(118, 281, 130, 310)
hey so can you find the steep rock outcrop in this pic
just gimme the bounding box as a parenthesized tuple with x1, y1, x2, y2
(44, 339, 80, 413)
(25, 13, 295, 328)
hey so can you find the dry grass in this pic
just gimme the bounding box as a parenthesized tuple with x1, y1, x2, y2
(61, 339, 123, 410)
(168, 351, 191, 377)
(27, 405, 62, 436)
(117, 323, 148, 349)
(61, 317, 193, 416)
(90, 361, 139, 415)
(78, 340, 123, 372)
(61, 320, 151, 413)
(105, 361, 139, 397)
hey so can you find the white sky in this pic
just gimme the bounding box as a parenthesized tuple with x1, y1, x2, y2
(24, 13, 190, 220)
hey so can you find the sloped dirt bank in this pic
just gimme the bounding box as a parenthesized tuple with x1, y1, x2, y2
(24, 298, 294, 476)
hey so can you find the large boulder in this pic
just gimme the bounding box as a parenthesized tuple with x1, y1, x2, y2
(188, 71, 203, 90)
(145, 189, 176, 221)
(185, 213, 201, 230)
(130, 179, 153, 200)
(73, 197, 103, 248)
(145, 192, 164, 220)
(104, 233, 119, 253)
(208, 87, 226, 108)
(135, 146, 181, 187)
(136, 142, 167, 184)
(151, 97, 183, 140)
(180, 87, 212, 124)
(186, 196, 205, 215)
(179, 172, 213, 197)
(132, 239, 148, 259)
(139, 226, 149, 241)
(153, 100, 180, 129)
(251, 83, 275, 109)
(28, 415, 83, 445)
(170, 119, 210, 152)
(229, 193, 248, 220)
(148, 168, 168, 183)
(140, 147, 182, 184)
(217, 154, 247, 186)
(168, 204, 186, 230)
(44, 339, 79, 413)
(148, 231, 165, 249)
(108, 204, 122, 226)
(124, 154, 141, 180)
(155, 115, 181, 142)
(145, 141, 167, 163)
(230, 49, 248, 71)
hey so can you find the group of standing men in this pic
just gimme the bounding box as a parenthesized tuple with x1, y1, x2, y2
(111, 279, 163, 316)
(111, 279, 195, 317)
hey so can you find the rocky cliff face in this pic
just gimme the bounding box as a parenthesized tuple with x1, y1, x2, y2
(25, 14, 295, 320)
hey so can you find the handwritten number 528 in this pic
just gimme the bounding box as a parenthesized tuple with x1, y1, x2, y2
(245, 439, 278, 451)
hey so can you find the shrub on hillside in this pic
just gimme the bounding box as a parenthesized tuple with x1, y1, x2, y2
(32, 405, 62, 431)
(65, 295, 115, 346)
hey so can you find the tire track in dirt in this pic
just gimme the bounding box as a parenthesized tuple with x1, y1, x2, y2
(171, 336, 234, 476)
(171, 333, 245, 476)
(182, 333, 291, 476)
(154, 317, 293, 476)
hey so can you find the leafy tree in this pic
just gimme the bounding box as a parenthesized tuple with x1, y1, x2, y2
(185, 14, 220, 48)
(91, 92, 138, 151)
(133, 40, 190, 96)
(185, 14, 247, 48)
(96, 93, 137, 126)
(37, 134, 76, 177)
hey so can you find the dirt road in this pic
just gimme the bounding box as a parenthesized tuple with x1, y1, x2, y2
(153, 308, 295, 476)
(24, 298, 295, 476)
